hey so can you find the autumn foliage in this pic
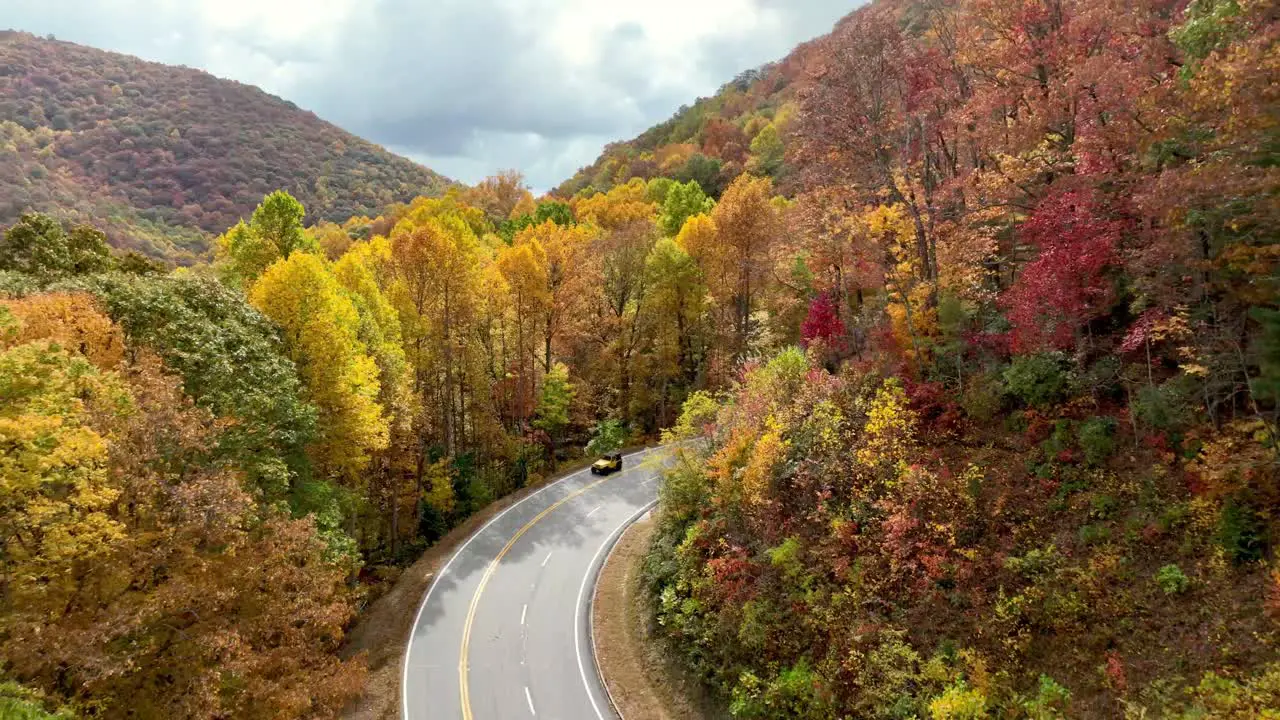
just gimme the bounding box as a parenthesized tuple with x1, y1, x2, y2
(0, 0, 1276, 714)
(0, 296, 363, 718)
(0, 32, 451, 263)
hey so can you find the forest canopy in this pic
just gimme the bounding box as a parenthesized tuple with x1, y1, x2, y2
(0, 31, 452, 263)
(0, 0, 1277, 716)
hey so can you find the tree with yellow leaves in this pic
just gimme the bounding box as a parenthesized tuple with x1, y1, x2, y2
(645, 237, 710, 424)
(573, 178, 657, 231)
(0, 340, 130, 608)
(250, 252, 388, 481)
(511, 219, 598, 374)
(709, 174, 784, 359)
(864, 203, 937, 366)
(333, 237, 418, 552)
(389, 212, 485, 455)
(496, 238, 551, 419)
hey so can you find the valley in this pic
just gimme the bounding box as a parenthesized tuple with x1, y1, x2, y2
(0, 0, 1277, 718)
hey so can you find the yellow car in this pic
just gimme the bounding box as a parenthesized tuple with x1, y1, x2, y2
(591, 452, 623, 475)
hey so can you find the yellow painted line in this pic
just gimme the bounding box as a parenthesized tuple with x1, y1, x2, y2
(459, 474, 612, 720)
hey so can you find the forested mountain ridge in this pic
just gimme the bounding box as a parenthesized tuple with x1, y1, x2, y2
(0, 0, 1277, 716)
(0, 31, 452, 263)
(552, 34, 819, 200)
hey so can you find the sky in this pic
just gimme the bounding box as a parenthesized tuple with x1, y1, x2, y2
(5, 0, 856, 191)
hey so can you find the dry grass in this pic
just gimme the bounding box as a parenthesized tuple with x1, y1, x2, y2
(593, 515, 727, 720)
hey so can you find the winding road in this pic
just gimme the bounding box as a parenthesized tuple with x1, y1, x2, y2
(401, 447, 667, 720)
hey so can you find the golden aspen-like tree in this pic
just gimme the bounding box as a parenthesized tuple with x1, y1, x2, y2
(249, 252, 388, 481)
(644, 237, 710, 425)
(709, 174, 783, 359)
(595, 218, 658, 422)
(496, 238, 551, 421)
(333, 237, 417, 552)
(573, 178, 657, 231)
(511, 220, 597, 374)
(389, 212, 484, 456)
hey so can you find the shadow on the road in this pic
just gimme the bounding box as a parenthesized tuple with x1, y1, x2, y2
(407, 450, 674, 634)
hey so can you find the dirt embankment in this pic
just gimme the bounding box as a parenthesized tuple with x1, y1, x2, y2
(592, 515, 727, 720)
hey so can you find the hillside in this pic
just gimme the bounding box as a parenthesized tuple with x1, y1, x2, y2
(634, 0, 1280, 715)
(0, 31, 452, 262)
(552, 30, 826, 200)
(0, 0, 1276, 716)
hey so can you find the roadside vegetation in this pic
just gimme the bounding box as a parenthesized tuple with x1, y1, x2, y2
(638, 0, 1280, 716)
(0, 0, 1275, 715)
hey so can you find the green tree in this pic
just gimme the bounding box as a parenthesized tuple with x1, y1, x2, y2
(749, 122, 785, 177)
(658, 180, 715, 237)
(586, 418, 629, 455)
(646, 177, 677, 205)
(54, 272, 318, 507)
(534, 362, 576, 465)
(646, 237, 709, 421)
(534, 200, 574, 226)
(674, 153, 725, 197)
(215, 191, 320, 287)
(0, 213, 115, 276)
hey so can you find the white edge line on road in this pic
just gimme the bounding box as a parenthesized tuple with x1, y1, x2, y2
(400, 447, 653, 720)
(525, 686, 536, 716)
(521, 604, 527, 625)
(575, 498, 659, 720)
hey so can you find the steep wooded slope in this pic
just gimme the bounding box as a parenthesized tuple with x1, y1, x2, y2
(0, 31, 452, 262)
(552, 31, 825, 200)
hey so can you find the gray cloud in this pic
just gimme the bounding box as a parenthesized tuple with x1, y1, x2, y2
(5, 0, 859, 191)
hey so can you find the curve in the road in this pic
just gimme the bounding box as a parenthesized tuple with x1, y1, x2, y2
(402, 447, 665, 720)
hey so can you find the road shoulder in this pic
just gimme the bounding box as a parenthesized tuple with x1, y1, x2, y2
(592, 515, 725, 720)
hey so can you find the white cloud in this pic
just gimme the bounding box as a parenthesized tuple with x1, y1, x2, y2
(5, 0, 858, 188)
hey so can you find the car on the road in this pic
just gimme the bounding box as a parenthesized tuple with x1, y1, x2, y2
(591, 452, 623, 475)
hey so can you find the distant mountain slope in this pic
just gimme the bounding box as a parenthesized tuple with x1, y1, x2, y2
(0, 31, 452, 262)
(552, 29, 829, 200)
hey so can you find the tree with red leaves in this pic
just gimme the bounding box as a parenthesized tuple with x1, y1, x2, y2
(802, 291, 847, 349)
(1003, 191, 1123, 353)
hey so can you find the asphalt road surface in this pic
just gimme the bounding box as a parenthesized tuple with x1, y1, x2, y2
(402, 447, 667, 720)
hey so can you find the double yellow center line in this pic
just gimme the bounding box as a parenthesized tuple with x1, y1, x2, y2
(458, 474, 612, 720)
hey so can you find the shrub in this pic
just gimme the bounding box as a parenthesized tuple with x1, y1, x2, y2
(1076, 356, 1122, 400)
(1088, 494, 1118, 520)
(1155, 564, 1190, 594)
(1078, 524, 1111, 545)
(0, 680, 74, 720)
(731, 661, 833, 720)
(1218, 499, 1267, 564)
(849, 630, 927, 719)
(585, 418, 628, 455)
(1002, 353, 1070, 408)
(960, 371, 1004, 422)
(1023, 674, 1072, 719)
(662, 390, 720, 443)
(929, 680, 988, 720)
(1172, 663, 1280, 719)
(1005, 545, 1062, 578)
(1077, 417, 1117, 466)
(1133, 381, 1193, 432)
(1044, 419, 1076, 459)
